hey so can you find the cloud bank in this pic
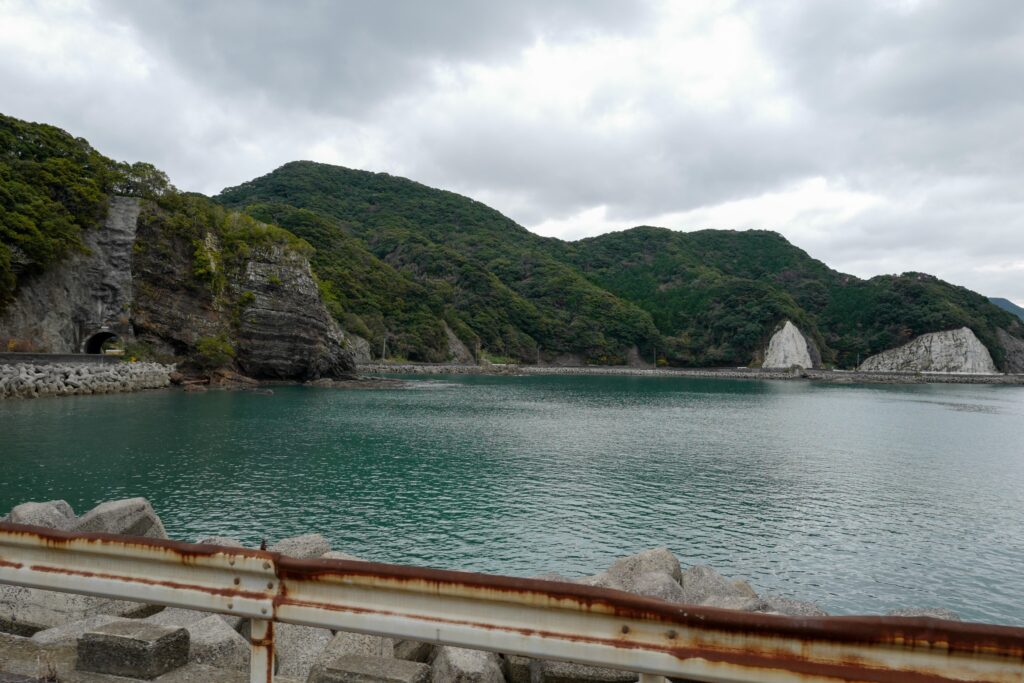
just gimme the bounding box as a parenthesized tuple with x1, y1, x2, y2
(1, 0, 1022, 303)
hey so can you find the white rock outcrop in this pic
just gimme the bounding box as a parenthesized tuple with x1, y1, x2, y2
(762, 321, 815, 369)
(859, 327, 997, 374)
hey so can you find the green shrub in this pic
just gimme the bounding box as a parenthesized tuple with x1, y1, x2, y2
(195, 334, 235, 370)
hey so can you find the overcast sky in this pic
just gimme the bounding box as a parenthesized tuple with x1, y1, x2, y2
(2, 1, 1022, 304)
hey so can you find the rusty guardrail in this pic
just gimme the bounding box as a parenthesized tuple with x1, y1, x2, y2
(0, 524, 1022, 683)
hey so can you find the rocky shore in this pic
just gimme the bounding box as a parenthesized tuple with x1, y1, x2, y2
(0, 498, 958, 682)
(360, 362, 1024, 385)
(0, 362, 174, 399)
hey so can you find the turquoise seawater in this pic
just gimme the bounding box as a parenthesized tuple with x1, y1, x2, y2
(2, 375, 1022, 625)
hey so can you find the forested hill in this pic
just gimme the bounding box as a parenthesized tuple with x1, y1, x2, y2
(991, 297, 1024, 322)
(216, 161, 660, 364)
(2, 110, 1020, 370)
(217, 161, 1024, 370)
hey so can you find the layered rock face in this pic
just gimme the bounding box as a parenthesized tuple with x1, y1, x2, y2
(0, 197, 140, 352)
(1, 196, 355, 380)
(762, 320, 818, 369)
(859, 327, 997, 374)
(232, 246, 355, 379)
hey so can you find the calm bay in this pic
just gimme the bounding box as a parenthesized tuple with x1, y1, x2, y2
(2, 375, 1022, 625)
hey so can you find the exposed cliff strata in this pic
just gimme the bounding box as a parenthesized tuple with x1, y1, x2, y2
(231, 245, 354, 379)
(762, 320, 819, 369)
(859, 327, 997, 374)
(0, 197, 140, 352)
(996, 329, 1024, 374)
(2, 196, 355, 380)
(130, 206, 224, 356)
(131, 203, 355, 379)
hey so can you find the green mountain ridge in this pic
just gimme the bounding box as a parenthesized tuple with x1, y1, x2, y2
(216, 160, 1024, 370)
(3, 113, 1022, 371)
(990, 297, 1024, 322)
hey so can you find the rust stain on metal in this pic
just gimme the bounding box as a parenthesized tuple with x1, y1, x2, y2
(276, 557, 1024, 659)
(0, 557, 24, 570)
(0, 522, 275, 564)
(28, 563, 271, 601)
(275, 595, 1009, 683)
(4, 523, 1024, 683)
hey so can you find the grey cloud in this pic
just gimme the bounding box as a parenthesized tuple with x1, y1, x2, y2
(98, 0, 652, 117)
(3, 0, 1023, 303)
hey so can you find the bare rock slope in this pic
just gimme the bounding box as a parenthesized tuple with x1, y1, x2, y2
(859, 327, 997, 374)
(762, 320, 819, 369)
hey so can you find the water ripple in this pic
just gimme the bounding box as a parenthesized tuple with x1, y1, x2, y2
(1, 375, 1023, 625)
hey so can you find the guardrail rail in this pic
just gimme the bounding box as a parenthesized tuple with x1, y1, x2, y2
(0, 524, 1022, 682)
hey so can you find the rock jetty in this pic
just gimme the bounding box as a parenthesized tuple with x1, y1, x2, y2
(0, 362, 173, 399)
(859, 327, 997, 374)
(0, 498, 961, 682)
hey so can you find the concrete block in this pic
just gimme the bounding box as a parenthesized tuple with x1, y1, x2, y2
(144, 606, 244, 631)
(271, 532, 331, 558)
(76, 621, 188, 679)
(6, 500, 76, 530)
(274, 622, 333, 679)
(528, 659, 636, 682)
(186, 615, 249, 670)
(311, 654, 431, 683)
(431, 646, 504, 682)
(0, 584, 161, 636)
(30, 615, 122, 646)
(395, 639, 434, 662)
(502, 654, 531, 683)
(320, 630, 395, 658)
(72, 497, 167, 539)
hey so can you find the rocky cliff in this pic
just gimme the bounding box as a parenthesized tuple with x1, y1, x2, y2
(0, 197, 140, 353)
(2, 196, 355, 380)
(858, 327, 997, 374)
(762, 321, 819, 369)
(231, 245, 353, 378)
(996, 328, 1024, 374)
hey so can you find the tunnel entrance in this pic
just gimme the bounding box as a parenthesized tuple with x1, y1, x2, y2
(84, 331, 119, 355)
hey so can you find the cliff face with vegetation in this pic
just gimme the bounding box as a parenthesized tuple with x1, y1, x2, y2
(0, 115, 355, 380)
(3, 113, 1023, 373)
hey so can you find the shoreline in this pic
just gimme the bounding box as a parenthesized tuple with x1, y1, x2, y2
(359, 362, 1024, 385)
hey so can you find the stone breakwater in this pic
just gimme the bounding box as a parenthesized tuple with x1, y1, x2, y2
(0, 498, 960, 682)
(360, 362, 1024, 385)
(0, 362, 174, 399)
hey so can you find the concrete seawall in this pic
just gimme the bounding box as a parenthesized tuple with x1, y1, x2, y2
(360, 362, 1024, 385)
(0, 362, 174, 399)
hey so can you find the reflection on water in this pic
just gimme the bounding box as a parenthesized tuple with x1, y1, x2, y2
(2, 375, 1023, 625)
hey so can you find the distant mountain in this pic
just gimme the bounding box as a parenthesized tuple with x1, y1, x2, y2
(216, 161, 1024, 370)
(990, 297, 1024, 322)
(3, 112, 1023, 372)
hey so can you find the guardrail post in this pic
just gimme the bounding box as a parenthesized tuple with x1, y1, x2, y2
(250, 618, 275, 683)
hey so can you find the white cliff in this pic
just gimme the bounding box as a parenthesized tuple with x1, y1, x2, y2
(858, 327, 997, 374)
(763, 321, 815, 369)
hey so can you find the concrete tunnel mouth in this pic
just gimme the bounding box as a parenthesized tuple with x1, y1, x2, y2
(83, 331, 119, 355)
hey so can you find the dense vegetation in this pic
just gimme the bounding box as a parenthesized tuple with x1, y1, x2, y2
(565, 227, 1024, 368)
(218, 162, 659, 363)
(217, 161, 1024, 369)
(991, 297, 1024, 322)
(4, 112, 1021, 370)
(0, 114, 170, 307)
